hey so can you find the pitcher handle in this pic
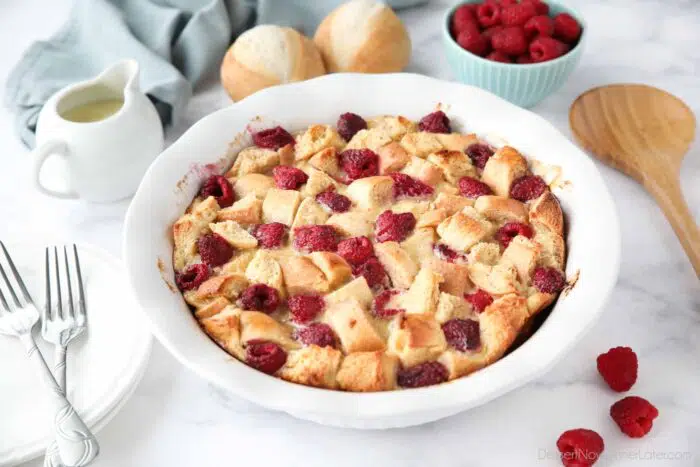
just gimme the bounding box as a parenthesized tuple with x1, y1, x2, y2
(31, 140, 80, 199)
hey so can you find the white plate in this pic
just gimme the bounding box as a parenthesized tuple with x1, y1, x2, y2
(124, 73, 620, 429)
(0, 241, 152, 465)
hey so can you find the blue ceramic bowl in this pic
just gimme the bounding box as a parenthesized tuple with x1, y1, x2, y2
(443, 1, 586, 108)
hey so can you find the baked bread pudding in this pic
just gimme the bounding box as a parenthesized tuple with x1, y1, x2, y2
(171, 110, 567, 392)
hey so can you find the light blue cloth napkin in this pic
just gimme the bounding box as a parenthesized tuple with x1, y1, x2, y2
(5, 0, 425, 148)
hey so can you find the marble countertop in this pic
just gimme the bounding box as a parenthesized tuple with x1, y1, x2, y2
(2, 0, 698, 465)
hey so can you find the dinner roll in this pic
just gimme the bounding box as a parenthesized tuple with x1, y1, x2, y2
(221, 25, 326, 102)
(314, 0, 411, 73)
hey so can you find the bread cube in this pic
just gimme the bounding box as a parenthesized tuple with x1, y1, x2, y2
(367, 115, 417, 140)
(308, 252, 352, 289)
(400, 131, 443, 158)
(434, 292, 472, 323)
(345, 128, 392, 151)
(401, 156, 445, 186)
(173, 196, 219, 271)
(399, 267, 443, 317)
(387, 314, 446, 367)
(468, 242, 501, 265)
(279, 345, 343, 389)
(245, 250, 285, 296)
(216, 193, 262, 225)
(474, 195, 528, 223)
(324, 299, 385, 353)
(199, 306, 245, 359)
(291, 198, 329, 231)
(529, 190, 564, 236)
(196, 273, 249, 301)
(295, 124, 345, 161)
(324, 276, 374, 309)
(433, 192, 472, 215)
(500, 235, 540, 282)
(423, 257, 471, 297)
(227, 147, 279, 177)
(374, 241, 419, 289)
(467, 262, 518, 295)
(481, 146, 528, 197)
(239, 310, 299, 350)
(434, 132, 478, 152)
(278, 256, 330, 295)
(308, 147, 340, 176)
(401, 227, 437, 265)
(377, 141, 411, 174)
(336, 351, 398, 392)
(326, 211, 373, 237)
(346, 176, 394, 210)
(427, 150, 475, 183)
(301, 167, 338, 197)
(436, 207, 493, 252)
(262, 188, 302, 226)
(233, 173, 275, 199)
(209, 220, 258, 249)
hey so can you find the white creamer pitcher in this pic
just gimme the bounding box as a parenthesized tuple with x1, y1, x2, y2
(32, 60, 164, 202)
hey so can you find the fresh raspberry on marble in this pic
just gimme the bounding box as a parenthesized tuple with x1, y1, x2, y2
(418, 110, 452, 134)
(529, 36, 568, 62)
(372, 289, 404, 319)
(458, 176, 493, 198)
(476, 2, 501, 28)
(390, 173, 434, 198)
(501, 1, 537, 26)
(596, 347, 638, 392)
(487, 50, 512, 63)
(272, 166, 308, 190)
(295, 323, 338, 348)
(553, 12, 582, 43)
(532, 267, 566, 293)
(397, 361, 449, 388)
(496, 222, 534, 248)
(510, 174, 547, 201)
(456, 27, 490, 57)
(556, 428, 605, 467)
(175, 264, 209, 291)
(293, 225, 339, 253)
(352, 257, 389, 289)
(252, 126, 295, 150)
(252, 222, 287, 249)
(451, 4, 479, 36)
(375, 210, 416, 243)
(245, 340, 287, 374)
(442, 319, 481, 352)
(315, 190, 352, 213)
(339, 148, 379, 181)
(492, 26, 528, 56)
(610, 396, 659, 438)
(337, 112, 367, 141)
(465, 289, 493, 312)
(524, 15, 554, 39)
(465, 143, 494, 169)
(199, 175, 235, 208)
(337, 236, 374, 265)
(238, 283, 281, 313)
(288, 295, 325, 324)
(197, 233, 234, 267)
(482, 25, 504, 48)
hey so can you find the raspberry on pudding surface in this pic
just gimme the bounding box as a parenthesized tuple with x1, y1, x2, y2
(172, 111, 567, 392)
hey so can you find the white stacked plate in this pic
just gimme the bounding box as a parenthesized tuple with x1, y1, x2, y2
(0, 241, 152, 466)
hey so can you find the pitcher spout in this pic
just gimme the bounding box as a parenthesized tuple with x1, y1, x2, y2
(96, 59, 140, 95)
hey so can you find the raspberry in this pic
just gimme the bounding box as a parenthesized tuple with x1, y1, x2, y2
(532, 267, 566, 293)
(456, 28, 489, 57)
(295, 323, 338, 348)
(482, 25, 504, 48)
(501, 2, 536, 27)
(293, 225, 339, 252)
(610, 396, 659, 438)
(487, 51, 512, 63)
(197, 233, 234, 267)
(288, 294, 325, 324)
(339, 149, 379, 181)
(315, 190, 352, 213)
(516, 54, 534, 64)
(465, 289, 493, 312)
(492, 26, 528, 56)
(352, 257, 389, 289)
(524, 15, 554, 40)
(433, 243, 464, 263)
(556, 429, 605, 467)
(372, 289, 404, 318)
(272, 166, 308, 190)
(465, 143, 494, 169)
(524, 0, 549, 15)
(451, 4, 479, 36)
(337, 112, 367, 141)
(199, 175, 235, 208)
(375, 210, 416, 243)
(245, 340, 287, 375)
(530, 36, 568, 62)
(596, 347, 638, 392)
(390, 173, 434, 198)
(337, 236, 374, 265)
(418, 110, 451, 134)
(495, 222, 534, 248)
(510, 174, 547, 201)
(252, 126, 295, 150)
(458, 176, 493, 198)
(442, 319, 481, 352)
(175, 264, 209, 291)
(553, 13, 582, 44)
(397, 361, 449, 388)
(252, 222, 287, 249)
(476, 2, 501, 28)
(238, 283, 281, 313)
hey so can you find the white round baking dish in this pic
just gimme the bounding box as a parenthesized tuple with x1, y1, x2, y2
(123, 73, 620, 429)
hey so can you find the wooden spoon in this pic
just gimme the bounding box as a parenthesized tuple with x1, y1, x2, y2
(569, 84, 700, 277)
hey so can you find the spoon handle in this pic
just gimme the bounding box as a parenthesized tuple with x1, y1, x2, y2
(645, 176, 700, 277)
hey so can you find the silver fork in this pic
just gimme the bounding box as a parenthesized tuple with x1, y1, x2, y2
(0, 242, 98, 467)
(42, 246, 97, 467)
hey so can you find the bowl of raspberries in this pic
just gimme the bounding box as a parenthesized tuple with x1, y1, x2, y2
(443, 0, 585, 108)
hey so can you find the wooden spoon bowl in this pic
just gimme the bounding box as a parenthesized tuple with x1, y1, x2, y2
(570, 84, 699, 277)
